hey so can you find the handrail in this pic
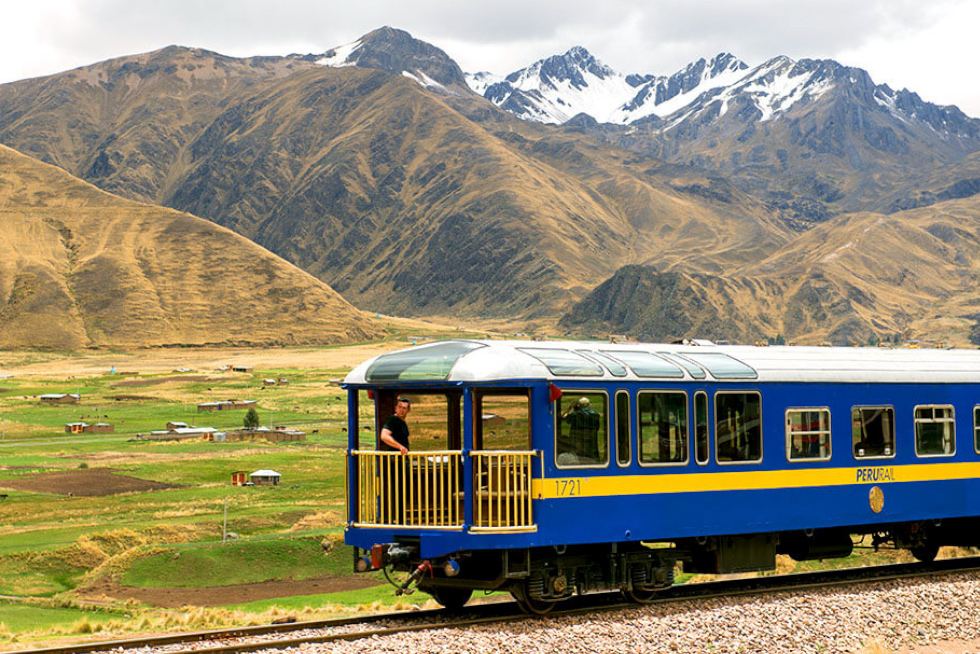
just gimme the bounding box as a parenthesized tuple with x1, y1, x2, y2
(471, 450, 537, 531)
(350, 449, 538, 531)
(353, 451, 463, 528)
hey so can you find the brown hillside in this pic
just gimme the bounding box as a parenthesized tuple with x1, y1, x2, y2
(152, 66, 791, 317)
(0, 143, 381, 349)
(0, 50, 790, 320)
(562, 195, 980, 346)
(0, 46, 318, 203)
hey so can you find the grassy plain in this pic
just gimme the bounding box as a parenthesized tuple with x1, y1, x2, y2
(0, 322, 477, 648)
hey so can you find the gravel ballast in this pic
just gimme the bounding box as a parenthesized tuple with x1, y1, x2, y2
(276, 573, 980, 654)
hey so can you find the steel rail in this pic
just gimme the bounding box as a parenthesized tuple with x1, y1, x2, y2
(19, 556, 980, 654)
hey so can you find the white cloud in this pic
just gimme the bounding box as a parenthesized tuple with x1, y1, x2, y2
(0, 0, 976, 115)
(835, 1, 980, 113)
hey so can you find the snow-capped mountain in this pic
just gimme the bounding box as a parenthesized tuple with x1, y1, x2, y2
(465, 48, 749, 125)
(613, 53, 748, 124)
(662, 55, 979, 141)
(467, 47, 978, 140)
(472, 46, 641, 124)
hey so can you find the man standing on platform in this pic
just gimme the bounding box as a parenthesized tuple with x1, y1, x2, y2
(380, 397, 411, 454)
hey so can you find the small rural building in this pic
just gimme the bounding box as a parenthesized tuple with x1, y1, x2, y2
(262, 378, 290, 387)
(230, 471, 249, 486)
(263, 378, 277, 387)
(250, 469, 281, 486)
(146, 426, 218, 441)
(232, 365, 253, 373)
(222, 427, 306, 443)
(197, 399, 257, 412)
(166, 421, 190, 430)
(65, 422, 113, 434)
(41, 393, 80, 404)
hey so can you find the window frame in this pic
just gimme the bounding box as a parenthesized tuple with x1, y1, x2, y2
(974, 405, 980, 454)
(637, 389, 690, 468)
(785, 407, 832, 462)
(615, 390, 632, 467)
(694, 390, 709, 466)
(851, 405, 897, 460)
(553, 388, 611, 470)
(913, 404, 955, 458)
(714, 390, 763, 466)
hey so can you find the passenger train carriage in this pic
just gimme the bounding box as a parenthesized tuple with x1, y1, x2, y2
(343, 339, 980, 612)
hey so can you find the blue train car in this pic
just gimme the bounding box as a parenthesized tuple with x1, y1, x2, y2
(343, 340, 980, 612)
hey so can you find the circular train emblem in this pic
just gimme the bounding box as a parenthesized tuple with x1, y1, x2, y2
(869, 486, 884, 513)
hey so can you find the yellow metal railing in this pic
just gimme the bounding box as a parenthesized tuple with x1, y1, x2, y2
(351, 450, 537, 532)
(471, 451, 536, 532)
(353, 451, 463, 528)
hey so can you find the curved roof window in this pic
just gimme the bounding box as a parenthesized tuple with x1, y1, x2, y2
(365, 341, 485, 382)
(658, 352, 707, 380)
(575, 350, 628, 377)
(601, 350, 684, 378)
(679, 352, 757, 379)
(520, 348, 604, 376)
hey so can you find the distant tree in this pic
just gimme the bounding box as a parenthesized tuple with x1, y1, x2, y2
(244, 407, 260, 430)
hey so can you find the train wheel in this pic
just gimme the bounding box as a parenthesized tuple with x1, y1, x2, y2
(427, 587, 473, 610)
(911, 543, 939, 562)
(622, 586, 658, 604)
(511, 582, 557, 615)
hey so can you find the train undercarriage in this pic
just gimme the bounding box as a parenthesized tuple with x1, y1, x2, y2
(356, 518, 980, 614)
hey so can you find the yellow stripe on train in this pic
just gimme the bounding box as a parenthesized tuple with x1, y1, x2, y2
(530, 462, 980, 500)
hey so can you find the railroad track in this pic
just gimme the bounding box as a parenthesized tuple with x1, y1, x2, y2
(20, 556, 980, 654)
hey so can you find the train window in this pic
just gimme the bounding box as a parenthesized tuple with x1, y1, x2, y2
(615, 391, 631, 466)
(694, 391, 709, 465)
(555, 391, 609, 468)
(914, 405, 955, 457)
(659, 352, 707, 379)
(715, 392, 762, 463)
(786, 408, 831, 461)
(679, 353, 758, 380)
(521, 348, 603, 376)
(638, 391, 688, 465)
(577, 350, 629, 377)
(365, 341, 485, 381)
(476, 391, 531, 451)
(975, 406, 980, 454)
(852, 407, 895, 459)
(601, 350, 684, 378)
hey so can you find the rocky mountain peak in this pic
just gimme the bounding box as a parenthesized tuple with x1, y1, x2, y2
(318, 26, 468, 91)
(505, 46, 615, 90)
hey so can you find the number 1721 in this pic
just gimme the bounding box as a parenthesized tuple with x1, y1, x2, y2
(556, 479, 581, 497)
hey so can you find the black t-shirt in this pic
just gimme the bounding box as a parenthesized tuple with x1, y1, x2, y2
(380, 415, 409, 451)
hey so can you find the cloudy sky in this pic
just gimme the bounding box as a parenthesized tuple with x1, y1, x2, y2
(6, 0, 980, 116)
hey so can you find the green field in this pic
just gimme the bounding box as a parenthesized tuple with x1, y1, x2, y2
(0, 340, 449, 648)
